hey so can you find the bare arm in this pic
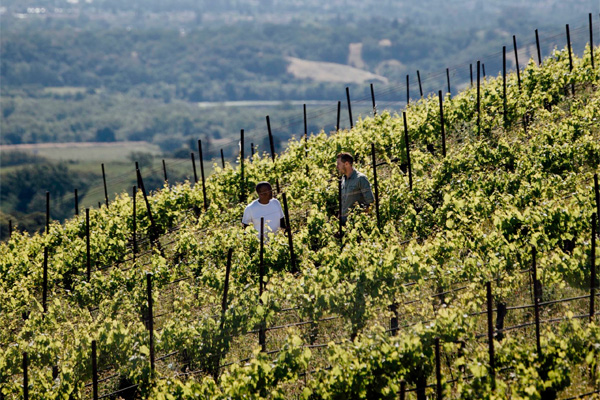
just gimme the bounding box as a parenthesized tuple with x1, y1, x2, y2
(242, 205, 251, 229)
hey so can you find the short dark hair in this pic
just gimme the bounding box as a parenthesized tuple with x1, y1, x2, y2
(337, 152, 354, 164)
(255, 181, 272, 193)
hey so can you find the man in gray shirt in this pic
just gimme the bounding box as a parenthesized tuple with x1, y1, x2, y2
(336, 152, 374, 224)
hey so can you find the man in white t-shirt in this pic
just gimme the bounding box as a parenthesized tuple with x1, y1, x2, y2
(242, 181, 286, 237)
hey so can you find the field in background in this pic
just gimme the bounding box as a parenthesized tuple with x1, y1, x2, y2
(0, 141, 217, 227)
(0, 141, 162, 162)
(286, 56, 389, 84)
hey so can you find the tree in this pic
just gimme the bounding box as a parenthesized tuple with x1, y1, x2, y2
(0, 162, 94, 227)
(128, 151, 153, 168)
(95, 127, 116, 142)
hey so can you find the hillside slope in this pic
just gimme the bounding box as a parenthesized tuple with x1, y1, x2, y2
(1, 46, 599, 399)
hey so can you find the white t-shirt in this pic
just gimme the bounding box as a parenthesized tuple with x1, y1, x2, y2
(242, 198, 285, 236)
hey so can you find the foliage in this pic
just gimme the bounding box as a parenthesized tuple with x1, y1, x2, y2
(0, 46, 599, 399)
(0, 161, 96, 237)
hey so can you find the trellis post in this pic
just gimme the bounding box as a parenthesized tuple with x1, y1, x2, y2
(86, 208, 91, 280)
(477, 60, 481, 136)
(370, 83, 377, 115)
(438, 90, 446, 157)
(513, 35, 522, 90)
(591, 213, 597, 321)
(370, 143, 380, 229)
(336, 101, 341, 132)
(304, 104, 309, 175)
(43, 247, 48, 313)
(92, 340, 99, 400)
(532, 246, 542, 355)
(346, 87, 353, 129)
(162, 159, 168, 184)
(566, 24, 575, 94)
(282, 193, 298, 273)
(402, 112, 413, 191)
(503, 46, 508, 128)
(198, 140, 208, 210)
(101, 163, 109, 207)
(74, 189, 79, 216)
(590, 13, 595, 70)
(259, 218, 266, 352)
(406, 74, 410, 104)
(240, 130, 246, 203)
(23, 352, 29, 400)
(46, 191, 50, 235)
(146, 273, 155, 373)
(535, 29, 542, 66)
(435, 337, 443, 399)
(486, 282, 496, 390)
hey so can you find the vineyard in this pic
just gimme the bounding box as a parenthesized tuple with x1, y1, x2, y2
(1, 39, 600, 399)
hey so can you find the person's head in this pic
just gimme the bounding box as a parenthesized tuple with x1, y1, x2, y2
(255, 181, 273, 204)
(336, 152, 354, 176)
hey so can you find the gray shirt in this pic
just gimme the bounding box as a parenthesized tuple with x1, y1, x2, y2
(341, 169, 374, 222)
